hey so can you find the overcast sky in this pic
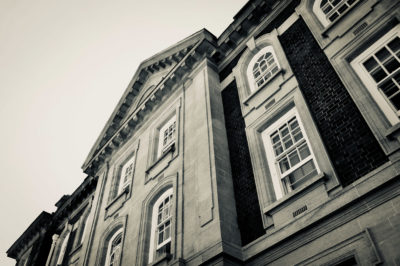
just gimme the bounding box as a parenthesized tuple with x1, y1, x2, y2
(0, 0, 246, 264)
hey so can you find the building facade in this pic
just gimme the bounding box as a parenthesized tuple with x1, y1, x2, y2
(7, 0, 400, 265)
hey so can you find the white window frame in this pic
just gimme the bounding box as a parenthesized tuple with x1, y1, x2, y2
(262, 107, 320, 200)
(246, 46, 280, 93)
(351, 25, 400, 126)
(117, 155, 135, 194)
(148, 188, 173, 264)
(313, 0, 360, 27)
(104, 228, 123, 266)
(157, 115, 176, 158)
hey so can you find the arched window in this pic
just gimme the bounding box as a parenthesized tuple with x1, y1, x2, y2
(148, 188, 173, 264)
(104, 228, 123, 266)
(247, 46, 280, 92)
(313, 0, 359, 26)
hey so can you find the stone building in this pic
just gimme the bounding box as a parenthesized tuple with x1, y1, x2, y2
(7, 0, 400, 265)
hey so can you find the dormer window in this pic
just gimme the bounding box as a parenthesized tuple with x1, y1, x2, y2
(247, 46, 280, 92)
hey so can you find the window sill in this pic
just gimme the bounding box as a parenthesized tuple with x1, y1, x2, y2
(149, 253, 172, 266)
(146, 143, 176, 182)
(69, 243, 82, 258)
(263, 172, 326, 222)
(147, 143, 175, 174)
(243, 69, 284, 106)
(105, 185, 130, 219)
(385, 122, 400, 140)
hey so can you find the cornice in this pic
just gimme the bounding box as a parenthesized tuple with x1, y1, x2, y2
(211, 0, 282, 64)
(83, 38, 217, 175)
(6, 211, 52, 259)
(82, 30, 216, 173)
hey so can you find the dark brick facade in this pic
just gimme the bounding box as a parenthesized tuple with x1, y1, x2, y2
(279, 18, 388, 186)
(221, 81, 264, 245)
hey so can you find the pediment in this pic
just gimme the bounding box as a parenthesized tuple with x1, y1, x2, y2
(83, 29, 217, 174)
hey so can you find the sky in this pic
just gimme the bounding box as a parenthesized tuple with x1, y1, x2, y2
(0, 0, 247, 264)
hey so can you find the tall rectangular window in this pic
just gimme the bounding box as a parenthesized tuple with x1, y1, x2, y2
(157, 116, 176, 157)
(351, 25, 400, 125)
(118, 155, 135, 194)
(262, 108, 319, 199)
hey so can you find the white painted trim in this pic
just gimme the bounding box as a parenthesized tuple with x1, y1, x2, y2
(247, 46, 281, 93)
(261, 107, 320, 199)
(350, 25, 400, 126)
(148, 188, 173, 264)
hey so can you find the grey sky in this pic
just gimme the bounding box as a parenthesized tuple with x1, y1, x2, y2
(0, 0, 246, 264)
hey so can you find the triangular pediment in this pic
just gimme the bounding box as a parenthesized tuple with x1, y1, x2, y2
(82, 29, 217, 173)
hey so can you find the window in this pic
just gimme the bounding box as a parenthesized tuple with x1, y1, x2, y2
(321, 0, 358, 23)
(247, 46, 280, 92)
(104, 229, 123, 266)
(313, 0, 359, 27)
(262, 108, 319, 199)
(118, 155, 135, 194)
(157, 116, 176, 158)
(351, 25, 400, 125)
(148, 188, 173, 264)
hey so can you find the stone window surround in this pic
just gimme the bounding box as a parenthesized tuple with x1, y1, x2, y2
(148, 187, 174, 264)
(247, 94, 338, 229)
(297, 0, 381, 49)
(234, 31, 290, 110)
(135, 177, 177, 266)
(94, 216, 127, 266)
(330, 17, 400, 155)
(312, 0, 361, 28)
(104, 228, 123, 266)
(261, 106, 321, 200)
(350, 24, 400, 126)
(145, 98, 181, 182)
(106, 139, 139, 210)
(247, 46, 281, 93)
(234, 31, 339, 230)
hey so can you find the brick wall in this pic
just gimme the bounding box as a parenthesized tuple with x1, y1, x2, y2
(221, 81, 264, 245)
(279, 18, 388, 186)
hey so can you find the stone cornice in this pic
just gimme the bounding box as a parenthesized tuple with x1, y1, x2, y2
(82, 30, 217, 173)
(52, 175, 97, 224)
(211, 0, 284, 65)
(83, 38, 217, 175)
(7, 211, 52, 259)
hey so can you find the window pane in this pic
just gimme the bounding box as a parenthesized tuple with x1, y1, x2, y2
(337, 4, 348, 14)
(279, 158, 290, 173)
(370, 67, 387, 82)
(273, 144, 284, 156)
(283, 136, 293, 149)
(388, 37, 400, 55)
(328, 12, 339, 22)
(376, 47, 391, 62)
(288, 150, 300, 166)
(383, 57, 400, 73)
(380, 79, 398, 98)
(363, 57, 378, 71)
(298, 143, 311, 159)
(390, 93, 400, 110)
